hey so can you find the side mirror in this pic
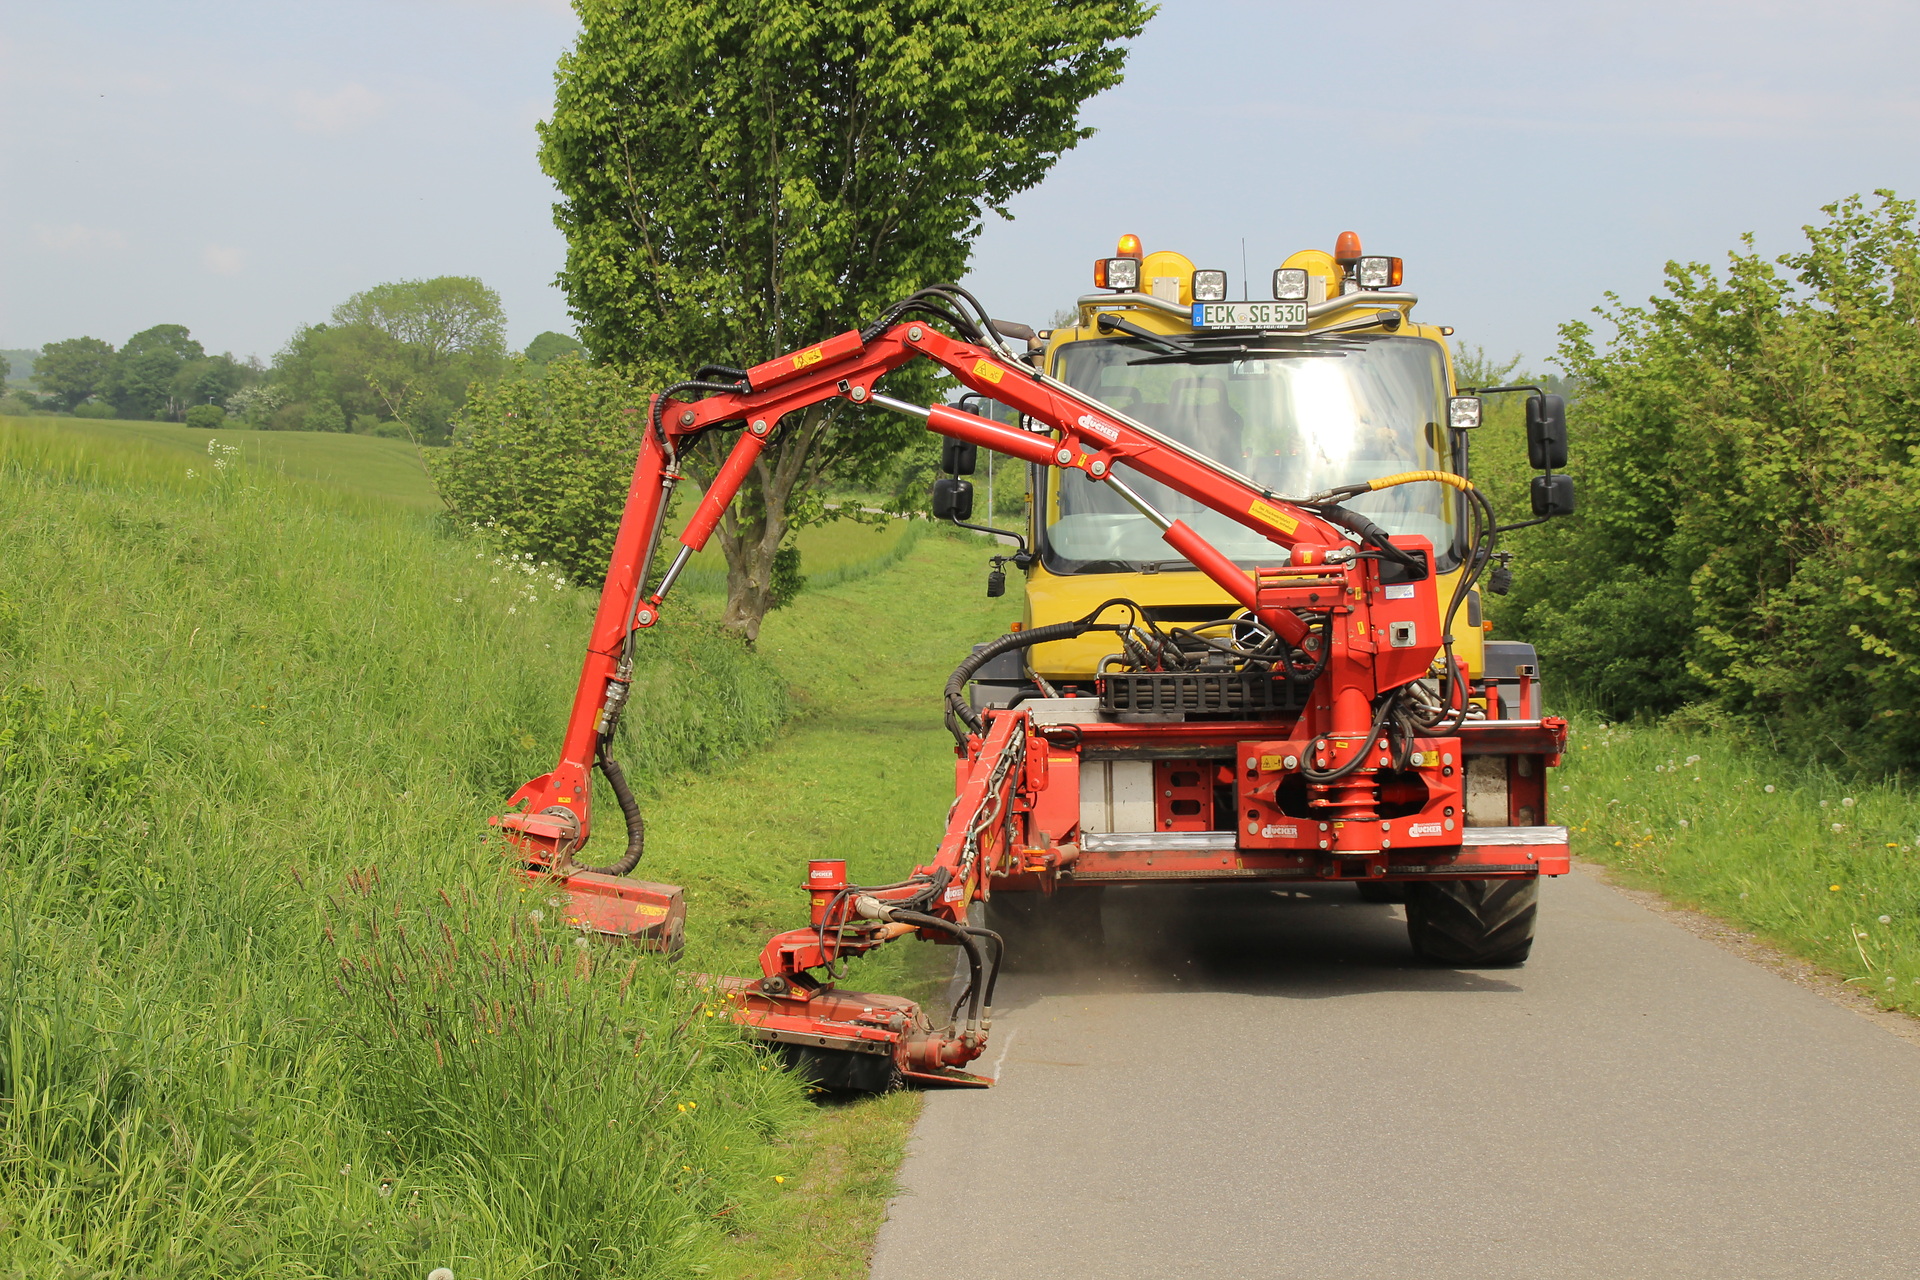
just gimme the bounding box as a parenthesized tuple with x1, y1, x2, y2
(1531, 473, 1575, 518)
(986, 568, 1007, 598)
(932, 476, 974, 521)
(940, 437, 978, 476)
(1526, 394, 1568, 469)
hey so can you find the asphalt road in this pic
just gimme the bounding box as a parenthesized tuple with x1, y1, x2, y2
(868, 867, 1920, 1280)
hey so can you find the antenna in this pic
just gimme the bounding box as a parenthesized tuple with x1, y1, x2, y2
(1241, 238, 1249, 301)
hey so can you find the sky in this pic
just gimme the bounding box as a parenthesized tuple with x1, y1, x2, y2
(5, 0, 1919, 371)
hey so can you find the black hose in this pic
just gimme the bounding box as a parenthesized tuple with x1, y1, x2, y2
(944, 619, 1123, 743)
(648, 379, 758, 448)
(1298, 693, 1399, 785)
(958, 925, 1004, 1010)
(570, 753, 645, 877)
(893, 910, 986, 1026)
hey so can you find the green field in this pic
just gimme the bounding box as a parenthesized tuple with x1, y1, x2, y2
(0, 414, 1004, 1277)
(0, 414, 920, 585)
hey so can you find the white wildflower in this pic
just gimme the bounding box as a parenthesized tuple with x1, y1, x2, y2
(1879, 915, 1893, 925)
(1764, 785, 1775, 793)
(1678, 819, 1690, 828)
(1831, 822, 1845, 833)
(1841, 796, 1856, 809)
(528, 909, 544, 923)
(1819, 799, 1829, 808)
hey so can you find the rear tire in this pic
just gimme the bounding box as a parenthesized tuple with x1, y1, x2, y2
(1405, 878, 1537, 966)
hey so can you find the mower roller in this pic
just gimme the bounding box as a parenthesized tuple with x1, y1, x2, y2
(492, 236, 1574, 1091)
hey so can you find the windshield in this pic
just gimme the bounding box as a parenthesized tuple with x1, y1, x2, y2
(1046, 334, 1457, 570)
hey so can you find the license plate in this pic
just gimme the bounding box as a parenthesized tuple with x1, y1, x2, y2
(1191, 301, 1308, 330)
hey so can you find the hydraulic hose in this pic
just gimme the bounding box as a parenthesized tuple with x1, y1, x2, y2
(570, 753, 645, 877)
(944, 618, 1129, 743)
(893, 909, 988, 1027)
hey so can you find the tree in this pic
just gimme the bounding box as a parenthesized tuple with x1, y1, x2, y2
(271, 278, 508, 443)
(35, 337, 116, 412)
(540, 0, 1152, 639)
(109, 324, 204, 419)
(525, 331, 587, 365)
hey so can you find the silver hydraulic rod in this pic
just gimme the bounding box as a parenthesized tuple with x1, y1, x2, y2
(1101, 472, 1173, 531)
(652, 544, 696, 601)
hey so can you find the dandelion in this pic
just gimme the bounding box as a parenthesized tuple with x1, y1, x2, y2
(1739, 892, 1749, 899)
(1819, 799, 1829, 808)
(1830, 884, 1842, 892)
(1764, 785, 1775, 793)
(429, 1270, 456, 1280)
(1841, 797, 1855, 809)
(378, 1179, 393, 1198)
(1879, 915, 1893, 924)
(340, 1163, 352, 1176)
(1678, 819, 1690, 828)
(1831, 823, 1845, 833)
(773, 1175, 785, 1184)
(529, 909, 544, 923)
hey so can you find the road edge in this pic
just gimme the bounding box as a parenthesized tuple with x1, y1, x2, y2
(1574, 856, 1920, 1050)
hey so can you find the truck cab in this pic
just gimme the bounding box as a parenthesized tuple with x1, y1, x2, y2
(1024, 234, 1489, 691)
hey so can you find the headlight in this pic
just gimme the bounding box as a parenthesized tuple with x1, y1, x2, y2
(1448, 396, 1483, 430)
(1096, 257, 1141, 291)
(1191, 269, 1228, 302)
(1272, 267, 1309, 301)
(1358, 256, 1403, 289)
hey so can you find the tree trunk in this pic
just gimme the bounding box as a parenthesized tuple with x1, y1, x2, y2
(700, 404, 833, 642)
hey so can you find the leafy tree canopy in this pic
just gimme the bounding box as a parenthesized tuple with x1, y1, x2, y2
(108, 325, 204, 419)
(1504, 191, 1920, 771)
(525, 331, 587, 365)
(272, 277, 508, 442)
(36, 337, 117, 413)
(540, 0, 1152, 637)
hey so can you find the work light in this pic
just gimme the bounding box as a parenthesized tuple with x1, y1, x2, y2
(1272, 267, 1309, 301)
(1191, 270, 1228, 302)
(1448, 396, 1483, 430)
(1095, 257, 1141, 291)
(1358, 256, 1404, 289)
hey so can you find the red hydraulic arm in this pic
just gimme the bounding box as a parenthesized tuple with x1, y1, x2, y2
(494, 310, 1460, 1084)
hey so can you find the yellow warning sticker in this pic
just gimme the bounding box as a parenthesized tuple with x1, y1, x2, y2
(793, 347, 824, 370)
(1259, 754, 1287, 772)
(1248, 500, 1298, 534)
(972, 358, 1006, 385)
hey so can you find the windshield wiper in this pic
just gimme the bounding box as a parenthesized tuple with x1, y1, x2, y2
(1094, 312, 1192, 357)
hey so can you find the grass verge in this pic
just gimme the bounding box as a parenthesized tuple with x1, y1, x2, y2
(0, 415, 1009, 1276)
(1557, 714, 1920, 1015)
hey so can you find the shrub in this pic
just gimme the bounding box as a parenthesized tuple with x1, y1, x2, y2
(184, 403, 226, 429)
(429, 356, 655, 586)
(1509, 192, 1920, 771)
(72, 400, 116, 419)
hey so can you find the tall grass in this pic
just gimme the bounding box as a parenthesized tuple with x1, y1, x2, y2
(0, 420, 809, 1276)
(1559, 714, 1920, 1013)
